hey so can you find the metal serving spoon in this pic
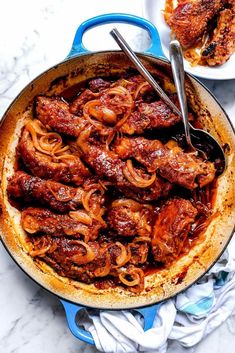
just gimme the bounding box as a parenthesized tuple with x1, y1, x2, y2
(110, 28, 226, 174)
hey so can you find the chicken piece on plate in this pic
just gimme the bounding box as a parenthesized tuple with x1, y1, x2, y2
(168, 0, 224, 48)
(151, 198, 198, 265)
(114, 137, 216, 189)
(106, 199, 153, 237)
(201, 8, 235, 66)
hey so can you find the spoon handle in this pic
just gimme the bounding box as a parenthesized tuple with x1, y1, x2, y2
(169, 40, 192, 147)
(110, 28, 181, 116)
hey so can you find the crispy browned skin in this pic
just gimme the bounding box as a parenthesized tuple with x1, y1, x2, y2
(7, 171, 104, 213)
(77, 130, 172, 202)
(36, 96, 111, 136)
(30, 235, 148, 284)
(114, 137, 215, 189)
(151, 198, 198, 265)
(120, 99, 181, 135)
(36, 96, 88, 136)
(168, 0, 224, 48)
(18, 129, 90, 185)
(21, 207, 102, 241)
(201, 8, 235, 66)
(106, 200, 153, 237)
(70, 89, 100, 115)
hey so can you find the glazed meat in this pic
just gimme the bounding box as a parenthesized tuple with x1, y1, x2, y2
(201, 8, 235, 66)
(10, 73, 218, 293)
(106, 199, 153, 237)
(70, 89, 100, 115)
(77, 129, 172, 202)
(120, 99, 181, 135)
(18, 128, 90, 185)
(30, 235, 147, 286)
(7, 171, 103, 213)
(114, 137, 215, 189)
(36, 96, 111, 136)
(21, 207, 103, 241)
(168, 0, 224, 48)
(36, 96, 88, 136)
(151, 198, 198, 265)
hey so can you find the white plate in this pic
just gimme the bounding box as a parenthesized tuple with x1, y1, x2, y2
(143, 0, 235, 80)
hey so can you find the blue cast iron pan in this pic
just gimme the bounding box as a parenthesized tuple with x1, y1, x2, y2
(0, 13, 235, 347)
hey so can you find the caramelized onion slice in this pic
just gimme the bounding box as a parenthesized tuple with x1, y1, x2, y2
(21, 214, 39, 234)
(111, 198, 142, 211)
(134, 82, 150, 100)
(69, 210, 93, 226)
(123, 160, 156, 188)
(94, 253, 111, 277)
(119, 267, 144, 288)
(115, 242, 131, 267)
(46, 181, 77, 202)
(71, 241, 95, 265)
(29, 245, 51, 257)
(83, 99, 117, 125)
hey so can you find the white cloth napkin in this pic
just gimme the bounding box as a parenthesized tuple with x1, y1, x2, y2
(80, 235, 235, 353)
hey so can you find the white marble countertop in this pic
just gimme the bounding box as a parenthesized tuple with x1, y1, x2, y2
(0, 1, 235, 353)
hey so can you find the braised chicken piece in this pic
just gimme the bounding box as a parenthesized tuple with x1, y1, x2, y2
(7, 171, 104, 213)
(18, 128, 90, 185)
(128, 242, 149, 265)
(201, 8, 235, 66)
(106, 199, 153, 237)
(77, 128, 172, 202)
(70, 79, 112, 115)
(21, 207, 103, 241)
(10, 73, 218, 293)
(114, 137, 215, 189)
(151, 198, 198, 265)
(30, 234, 146, 290)
(36, 96, 111, 136)
(167, 0, 224, 48)
(70, 89, 100, 115)
(120, 99, 181, 135)
(36, 96, 88, 136)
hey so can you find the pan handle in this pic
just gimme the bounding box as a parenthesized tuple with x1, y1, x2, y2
(60, 299, 160, 345)
(60, 300, 94, 345)
(67, 13, 164, 58)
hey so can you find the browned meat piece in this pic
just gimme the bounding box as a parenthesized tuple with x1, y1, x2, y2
(36, 96, 111, 136)
(18, 128, 90, 185)
(114, 137, 216, 189)
(151, 198, 198, 265)
(128, 242, 149, 265)
(21, 207, 103, 241)
(36, 96, 88, 136)
(201, 9, 235, 66)
(106, 199, 153, 237)
(70, 89, 99, 115)
(120, 99, 181, 135)
(77, 129, 172, 202)
(168, 0, 224, 48)
(7, 171, 104, 213)
(88, 78, 112, 92)
(31, 236, 101, 283)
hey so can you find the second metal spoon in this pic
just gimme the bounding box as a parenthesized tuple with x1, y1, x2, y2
(110, 28, 226, 173)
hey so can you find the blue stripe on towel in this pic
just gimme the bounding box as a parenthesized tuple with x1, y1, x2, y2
(214, 271, 229, 288)
(180, 294, 214, 316)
